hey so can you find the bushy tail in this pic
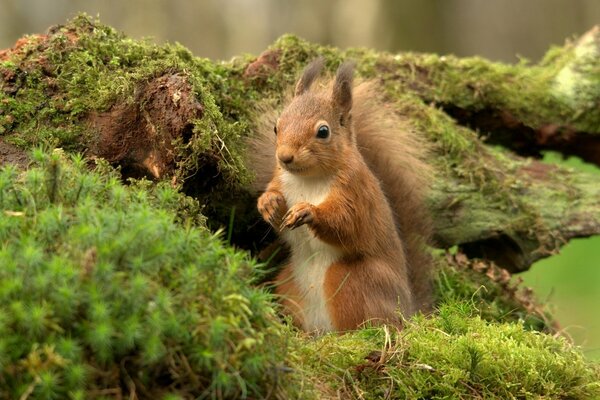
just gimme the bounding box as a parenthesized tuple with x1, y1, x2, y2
(246, 98, 279, 194)
(352, 82, 433, 311)
(246, 81, 434, 312)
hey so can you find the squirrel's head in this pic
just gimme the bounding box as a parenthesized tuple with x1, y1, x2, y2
(274, 58, 356, 178)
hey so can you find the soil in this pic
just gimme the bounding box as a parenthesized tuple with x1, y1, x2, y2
(0, 137, 28, 168)
(243, 49, 281, 83)
(87, 73, 203, 179)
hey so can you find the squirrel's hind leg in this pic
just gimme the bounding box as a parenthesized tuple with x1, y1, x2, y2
(324, 258, 406, 331)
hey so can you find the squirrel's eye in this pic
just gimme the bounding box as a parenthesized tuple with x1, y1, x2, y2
(273, 125, 278, 136)
(316, 125, 330, 139)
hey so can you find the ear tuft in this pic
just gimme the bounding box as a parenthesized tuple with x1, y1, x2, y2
(294, 57, 325, 96)
(333, 61, 355, 117)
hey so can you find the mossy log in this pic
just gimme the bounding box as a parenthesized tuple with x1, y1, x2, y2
(0, 15, 599, 399)
(1, 17, 598, 273)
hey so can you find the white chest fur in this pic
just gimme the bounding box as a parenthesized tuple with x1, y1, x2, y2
(280, 171, 341, 332)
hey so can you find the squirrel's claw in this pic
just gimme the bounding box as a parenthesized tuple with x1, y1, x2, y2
(281, 202, 315, 230)
(258, 190, 287, 229)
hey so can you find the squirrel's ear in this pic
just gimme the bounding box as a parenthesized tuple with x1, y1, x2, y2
(294, 57, 324, 96)
(333, 61, 354, 121)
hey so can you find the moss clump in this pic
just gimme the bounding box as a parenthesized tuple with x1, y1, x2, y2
(295, 302, 600, 399)
(0, 15, 281, 239)
(0, 150, 290, 399)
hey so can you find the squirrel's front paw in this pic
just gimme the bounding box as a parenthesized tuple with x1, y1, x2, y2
(257, 191, 287, 228)
(281, 202, 315, 230)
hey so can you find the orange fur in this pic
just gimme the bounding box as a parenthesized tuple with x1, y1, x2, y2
(248, 60, 432, 332)
(274, 264, 305, 329)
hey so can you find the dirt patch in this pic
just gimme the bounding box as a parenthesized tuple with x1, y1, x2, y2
(0, 137, 28, 168)
(519, 160, 558, 180)
(87, 73, 203, 179)
(243, 49, 281, 83)
(0, 35, 47, 62)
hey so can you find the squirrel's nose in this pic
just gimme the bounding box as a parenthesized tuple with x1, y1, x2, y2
(278, 153, 294, 165)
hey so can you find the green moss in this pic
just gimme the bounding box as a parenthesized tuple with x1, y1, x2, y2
(295, 302, 599, 399)
(0, 151, 290, 398)
(434, 260, 550, 331)
(0, 15, 250, 184)
(405, 50, 597, 132)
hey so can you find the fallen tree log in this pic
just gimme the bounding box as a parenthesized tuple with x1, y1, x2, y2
(1, 16, 598, 272)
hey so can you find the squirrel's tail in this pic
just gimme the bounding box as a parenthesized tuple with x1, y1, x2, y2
(352, 82, 434, 311)
(246, 98, 279, 194)
(246, 81, 434, 312)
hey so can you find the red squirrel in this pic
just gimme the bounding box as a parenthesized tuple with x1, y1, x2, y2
(250, 59, 432, 332)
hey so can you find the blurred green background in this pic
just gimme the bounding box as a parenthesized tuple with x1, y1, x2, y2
(1, 0, 598, 358)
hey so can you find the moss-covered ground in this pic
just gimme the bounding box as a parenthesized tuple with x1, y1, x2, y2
(295, 303, 598, 399)
(0, 15, 599, 399)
